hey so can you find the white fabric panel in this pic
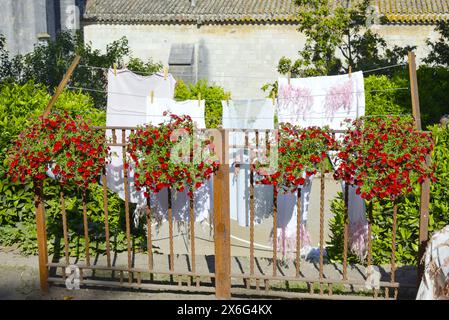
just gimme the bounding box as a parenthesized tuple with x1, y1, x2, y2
(277, 71, 365, 129)
(145, 97, 210, 222)
(222, 100, 275, 227)
(278, 71, 367, 255)
(146, 98, 206, 129)
(105, 68, 175, 211)
(417, 225, 449, 300)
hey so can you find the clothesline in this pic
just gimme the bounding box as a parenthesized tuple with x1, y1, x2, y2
(102, 111, 409, 120)
(66, 85, 410, 99)
(76, 62, 408, 79)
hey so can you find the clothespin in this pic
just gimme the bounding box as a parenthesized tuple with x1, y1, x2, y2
(287, 71, 291, 85)
(150, 90, 154, 104)
(163, 66, 169, 80)
(226, 96, 230, 106)
(271, 91, 276, 106)
(113, 63, 117, 76)
(198, 92, 202, 107)
(349, 65, 352, 78)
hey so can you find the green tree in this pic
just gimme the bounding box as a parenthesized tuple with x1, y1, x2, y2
(277, 0, 413, 78)
(0, 31, 163, 107)
(174, 79, 231, 128)
(424, 21, 449, 67)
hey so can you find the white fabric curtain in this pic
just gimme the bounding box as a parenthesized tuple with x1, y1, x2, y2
(222, 99, 275, 227)
(105, 68, 176, 208)
(146, 97, 212, 223)
(278, 71, 368, 259)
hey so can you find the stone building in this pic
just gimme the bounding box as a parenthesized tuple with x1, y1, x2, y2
(0, 0, 85, 55)
(82, 0, 449, 98)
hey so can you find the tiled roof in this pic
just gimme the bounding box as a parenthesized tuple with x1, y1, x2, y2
(83, 0, 449, 25)
(375, 0, 449, 23)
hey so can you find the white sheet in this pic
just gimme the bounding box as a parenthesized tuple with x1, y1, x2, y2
(145, 97, 211, 222)
(222, 99, 275, 227)
(278, 71, 367, 257)
(105, 68, 175, 210)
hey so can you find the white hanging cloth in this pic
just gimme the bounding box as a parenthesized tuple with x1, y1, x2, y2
(417, 225, 449, 300)
(146, 98, 206, 129)
(145, 97, 212, 223)
(105, 68, 176, 211)
(278, 71, 368, 259)
(221, 99, 275, 227)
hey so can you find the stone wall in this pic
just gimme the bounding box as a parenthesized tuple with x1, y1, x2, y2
(83, 22, 439, 99)
(0, 0, 84, 55)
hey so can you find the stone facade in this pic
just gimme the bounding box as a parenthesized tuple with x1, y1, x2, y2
(83, 22, 439, 99)
(0, 0, 85, 55)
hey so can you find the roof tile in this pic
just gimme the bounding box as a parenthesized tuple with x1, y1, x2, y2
(83, 0, 449, 24)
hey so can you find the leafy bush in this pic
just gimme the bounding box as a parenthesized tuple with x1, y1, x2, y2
(0, 81, 135, 256)
(327, 125, 449, 265)
(364, 75, 411, 116)
(174, 79, 231, 128)
(0, 31, 163, 107)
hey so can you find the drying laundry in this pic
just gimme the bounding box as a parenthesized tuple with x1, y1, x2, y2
(105, 68, 211, 224)
(416, 225, 449, 300)
(278, 71, 368, 260)
(222, 99, 275, 227)
(147, 98, 206, 129)
(278, 71, 365, 129)
(145, 97, 211, 223)
(105, 68, 175, 208)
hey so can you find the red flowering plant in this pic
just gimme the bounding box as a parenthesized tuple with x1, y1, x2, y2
(127, 113, 220, 197)
(334, 116, 435, 201)
(254, 123, 337, 193)
(7, 112, 109, 190)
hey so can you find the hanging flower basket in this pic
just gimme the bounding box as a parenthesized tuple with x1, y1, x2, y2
(334, 116, 435, 201)
(127, 112, 220, 197)
(254, 123, 337, 192)
(7, 112, 109, 189)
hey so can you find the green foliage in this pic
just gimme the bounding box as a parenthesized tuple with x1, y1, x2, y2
(279, 0, 413, 77)
(364, 75, 411, 116)
(327, 125, 449, 266)
(174, 79, 231, 128)
(0, 81, 129, 257)
(0, 31, 163, 107)
(413, 66, 449, 128)
(424, 21, 449, 67)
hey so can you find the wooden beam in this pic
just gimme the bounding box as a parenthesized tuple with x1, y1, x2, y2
(408, 51, 422, 130)
(213, 129, 231, 299)
(408, 51, 430, 286)
(42, 54, 81, 119)
(35, 181, 49, 294)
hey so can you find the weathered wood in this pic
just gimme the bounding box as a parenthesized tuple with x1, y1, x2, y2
(60, 190, 70, 266)
(408, 51, 422, 131)
(409, 51, 430, 287)
(213, 128, 231, 299)
(418, 155, 431, 286)
(168, 188, 174, 273)
(121, 129, 132, 280)
(42, 55, 81, 118)
(296, 188, 301, 277)
(35, 182, 49, 294)
(146, 198, 153, 271)
(319, 168, 325, 295)
(343, 184, 349, 280)
(101, 171, 112, 267)
(82, 192, 91, 266)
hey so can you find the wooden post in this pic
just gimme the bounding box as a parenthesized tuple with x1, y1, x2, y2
(34, 181, 49, 294)
(408, 51, 430, 285)
(408, 51, 422, 131)
(42, 55, 81, 118)
(213, 128, 231, 299)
